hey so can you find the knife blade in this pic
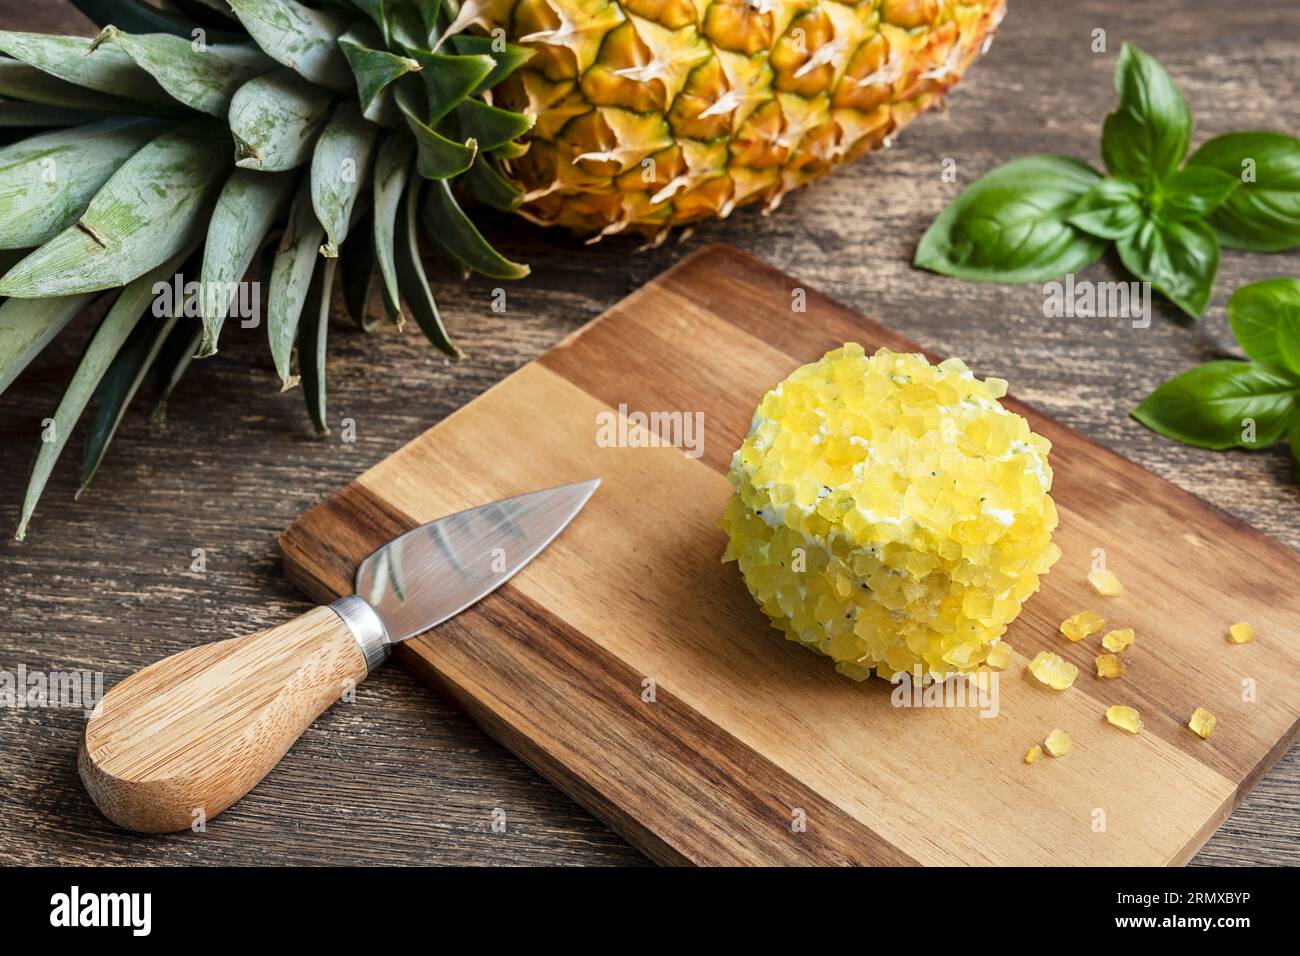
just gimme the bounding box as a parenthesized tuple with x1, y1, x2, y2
(78, 479, 600, 833)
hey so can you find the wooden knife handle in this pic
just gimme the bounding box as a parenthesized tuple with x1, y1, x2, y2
(79, 604, 372, 833)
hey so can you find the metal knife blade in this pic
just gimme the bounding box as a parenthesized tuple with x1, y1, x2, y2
(353, 479, 600, 645)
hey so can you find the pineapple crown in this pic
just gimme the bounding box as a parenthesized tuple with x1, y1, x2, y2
(0, 0, 536, 539)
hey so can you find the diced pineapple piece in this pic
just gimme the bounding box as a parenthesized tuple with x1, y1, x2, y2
(1061, 610, 1105, 642)
(1095, 653, 1124, 679)
(1087, 569, 1124, 596)
(1101, 627, 1135, 653)
(1044, 729, 1072, 757)
(1189, 708, 1216, 739)
(1228, 622, 1255, 644)
(1028, 650, 1079, 690)
(1024, 744, 1042, 765)
(1105, 705, 1142, 734)
(985, 642, 1012, 671)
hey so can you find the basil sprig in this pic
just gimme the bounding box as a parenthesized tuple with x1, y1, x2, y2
(915, 42, 1300, 318)
(1134, 278, 1300, 472)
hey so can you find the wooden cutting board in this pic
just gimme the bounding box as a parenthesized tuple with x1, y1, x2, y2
(280, 244, 1300, 866)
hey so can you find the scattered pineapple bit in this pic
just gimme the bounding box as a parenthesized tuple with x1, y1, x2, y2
(1189, 708, 1217, 739)
(1044, 729, 1072, 757)
(1228, 622, 1255, 644)
(1060, 610, 1105, 642)
(1105, 705, 1143, 735)
(1025, 744, 1043, 765)
(1095, 653, 1125, 679)
(720, 345, 1060, 680)
(1101, 627, 1136, 653)
(1087, 569, 1124, 597)
(1028, 650, 1079, 690)
(986, 642, 1012, 671)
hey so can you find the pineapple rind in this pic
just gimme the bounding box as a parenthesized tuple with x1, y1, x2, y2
(720, 343, 1060, 680)
(489, 0, 1009, 236)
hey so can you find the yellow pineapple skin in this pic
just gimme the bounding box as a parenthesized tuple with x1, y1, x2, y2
(720, 344, 1059, 681)
(475, 0, 1008, 239)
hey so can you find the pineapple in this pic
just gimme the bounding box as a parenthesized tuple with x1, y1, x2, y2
(0, 0, 1005, 537)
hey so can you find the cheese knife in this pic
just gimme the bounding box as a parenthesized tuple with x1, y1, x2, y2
(79, 479, 600, 833)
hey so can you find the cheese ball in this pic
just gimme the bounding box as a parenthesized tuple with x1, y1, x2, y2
(720, 344, 1060, 680)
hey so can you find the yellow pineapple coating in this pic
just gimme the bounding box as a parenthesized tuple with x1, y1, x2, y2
(1228, 622, 1255, 644)
(1189, 708, 1216, 739)
(1087, 568, 1123, 596)
(1060, 609, 1104, 642)
(1101, 627, 1135, 653)
(1105, 705, 1142, 735)
(1027, 650, 1077, 690)
(484, 0, 1009, 238)
(720, 344, 1059, 680)
(1043, 728, 1071, 757)
(1094, 653, 1124, 679)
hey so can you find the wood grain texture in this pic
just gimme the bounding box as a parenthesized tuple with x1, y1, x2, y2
(1, 0, 1297, 866)
(81, 605, 367, 833)
(282, 245, 1300, 866)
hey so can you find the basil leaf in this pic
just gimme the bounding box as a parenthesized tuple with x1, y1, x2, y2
(1116, 218, 1218, 317)
(1133, 360, 1300, 450)
(914, 154, 1106, 283)
(1066, 177, 1144, 239)
(1187, 131, 1300, 252)
(1157, 166, 1238, 222)
(1101, 43, 1191, 187)
(1228, 278, 1300, 375)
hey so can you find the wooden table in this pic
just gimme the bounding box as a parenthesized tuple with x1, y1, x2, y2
(1, 0, 1296, 866)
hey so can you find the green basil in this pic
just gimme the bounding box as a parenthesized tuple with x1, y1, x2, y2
(914, 154, 1106, 283)
(1133, 360, 1300, 450)
(1116, 218, 1218, 317)
(1101, 43, 1191, 187)
(1157, 166, 1238, 222)
(1066, 177, 1144, 239)
(1228, 278, 1300, 375)
(1187, 131, 1300, 252)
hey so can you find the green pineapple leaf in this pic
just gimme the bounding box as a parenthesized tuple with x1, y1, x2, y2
(421, 178, 529, 280)
(80, 310, 181, 495)
(229, 68, 335, 171)
(394, 81, 477, 179)
(0, 50, 185, 115)
(453, 99, 534, 153)
(226, 0, 352, 93)
(0, 292, 97, 397)
(198, 166, 298, 357)
(397, 177, 460, 359)
(88, 27, 276, 117)
(0, 117, 167, 250)
(17, 247, 193, 540)
(267, 176, 324, 388)
(68, 0, 244, 43)
(372, 129, 415, 323)
(297, 255, 337, 436)
(449, 34, 535, 94)
(0, 117, 228, 298)
(338, 34, 421, 115)
(404, 49, 494, 126)
(0, 31, 180, 109)
(150, 319, 204, 423)
(311, 102, 379, 257)
(340, 211, 381, 332)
